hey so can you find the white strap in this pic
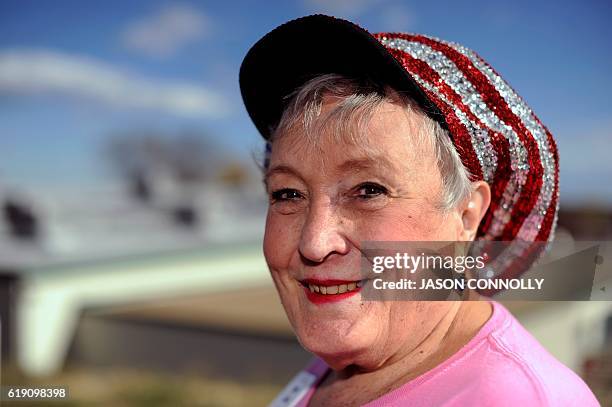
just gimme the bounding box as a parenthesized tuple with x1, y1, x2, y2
(269, 371, 317, 407)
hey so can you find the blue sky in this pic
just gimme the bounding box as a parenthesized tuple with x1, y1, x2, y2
(0, 0, 611, 205)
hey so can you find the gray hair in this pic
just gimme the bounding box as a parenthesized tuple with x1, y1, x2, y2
(268, 74, 473, 211)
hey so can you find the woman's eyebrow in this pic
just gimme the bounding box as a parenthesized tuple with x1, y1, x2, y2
(264, 164, 305, 185)
(263, 157, 399, 186)
(337, 156, 398, 174)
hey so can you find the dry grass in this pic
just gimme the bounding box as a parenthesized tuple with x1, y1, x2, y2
(2, 365, 282, 407)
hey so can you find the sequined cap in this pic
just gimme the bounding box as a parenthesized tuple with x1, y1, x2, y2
(240, 14, 559, 248)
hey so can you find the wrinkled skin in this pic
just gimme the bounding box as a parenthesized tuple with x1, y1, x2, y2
(263, 96, 492, 405)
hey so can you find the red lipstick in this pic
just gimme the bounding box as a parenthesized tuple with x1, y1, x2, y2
(300, 278, 363, 304)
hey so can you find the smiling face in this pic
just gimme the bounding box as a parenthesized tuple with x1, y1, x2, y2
(263, 93, 481, 370)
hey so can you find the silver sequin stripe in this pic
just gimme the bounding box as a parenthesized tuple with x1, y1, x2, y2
(432, 36, 556, 273)
(474, 239, 540, 280)
(380, 37, 529, 239)
(446, 41, 557, 242)
(398, 73, 528, 277)
(406, 71, 497, 182)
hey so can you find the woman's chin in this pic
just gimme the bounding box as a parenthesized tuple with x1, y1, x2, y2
(295, 324, 375, 367)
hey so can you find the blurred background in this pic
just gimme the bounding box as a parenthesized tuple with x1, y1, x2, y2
(0, 0, 611, 405)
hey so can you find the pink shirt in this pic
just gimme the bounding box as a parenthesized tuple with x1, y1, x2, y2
(270, 302, 599, 407)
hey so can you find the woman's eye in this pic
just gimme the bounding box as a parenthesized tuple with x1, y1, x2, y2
(355, 183, 388, 199)
(271, 188, 303, 201)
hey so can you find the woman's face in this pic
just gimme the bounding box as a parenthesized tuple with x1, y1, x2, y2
(263, 97, 470, 370)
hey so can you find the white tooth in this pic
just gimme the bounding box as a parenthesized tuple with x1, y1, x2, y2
(314, 285, 320, 293)
(309, 284, 315, 293)
(347, 282, 356, 291)
(327, 285, 339, 294)
(320, 286, 327, 294)
(338, 284, 347, 293)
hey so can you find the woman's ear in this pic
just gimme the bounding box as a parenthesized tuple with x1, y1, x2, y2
(459, 181, 491, 241)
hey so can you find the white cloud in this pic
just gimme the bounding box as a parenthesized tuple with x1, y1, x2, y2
(303, 0, 414, 31)
(557, 123, 612, 175)
(378, 4, 413, 31)
(122, 4, 211, 58)
(0, 49, 227, 118)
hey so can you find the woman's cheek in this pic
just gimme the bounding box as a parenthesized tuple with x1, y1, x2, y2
(351, 206, 434, 241)
(263, 210, 304, 269)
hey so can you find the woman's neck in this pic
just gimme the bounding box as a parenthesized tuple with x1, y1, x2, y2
(313, 301, 493, 406)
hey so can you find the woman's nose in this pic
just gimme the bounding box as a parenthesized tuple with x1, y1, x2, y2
(298, 201, 349, 263)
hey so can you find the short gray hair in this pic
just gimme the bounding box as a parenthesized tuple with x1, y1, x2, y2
(268, 74, 473, 211)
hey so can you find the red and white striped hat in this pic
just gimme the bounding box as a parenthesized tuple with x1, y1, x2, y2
(240, 14, 559, 244)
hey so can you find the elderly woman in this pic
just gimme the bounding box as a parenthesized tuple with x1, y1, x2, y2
(240, 15, 598, 407)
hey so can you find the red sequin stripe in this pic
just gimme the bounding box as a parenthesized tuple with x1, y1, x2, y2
(381, 38, 513, 240)
(451, 45, 559, 242)
(494, 189, 557, 282)
(477, 132, 511, 237)
(381, 46, 484, 180)
(497, 165, 557, 281)
(381, 37, 516, 239)
(404, 34, 544, 242)
(485, 132, 557, 280)
(379, 33, 518, 240)
(492, 187, 556, 281)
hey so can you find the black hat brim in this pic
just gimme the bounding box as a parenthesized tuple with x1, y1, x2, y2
(239, 14, 445, 139)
